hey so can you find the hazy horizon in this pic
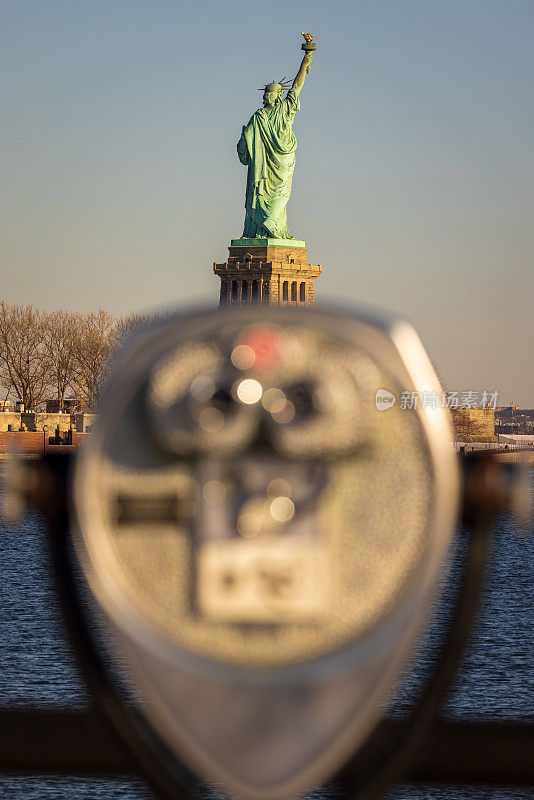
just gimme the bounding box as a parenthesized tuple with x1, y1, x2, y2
(1, 1, 533, 404)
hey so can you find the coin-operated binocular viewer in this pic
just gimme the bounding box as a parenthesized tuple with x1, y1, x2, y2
(3, 305, 532, 800)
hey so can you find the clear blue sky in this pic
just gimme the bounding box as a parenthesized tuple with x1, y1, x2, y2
(1, 1, 533, 404)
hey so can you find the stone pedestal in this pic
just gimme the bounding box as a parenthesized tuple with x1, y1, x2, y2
(214, 239, 322, 307)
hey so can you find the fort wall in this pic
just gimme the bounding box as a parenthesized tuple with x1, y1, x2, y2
(0, 412, 96, 434)
(452, 407, 495, 442)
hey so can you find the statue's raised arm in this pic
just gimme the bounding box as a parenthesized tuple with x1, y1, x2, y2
(292, 50, 313, 97)
(236, 32, 317, 241)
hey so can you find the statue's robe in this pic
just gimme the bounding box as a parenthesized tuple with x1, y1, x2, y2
(237, 89, 299, 239)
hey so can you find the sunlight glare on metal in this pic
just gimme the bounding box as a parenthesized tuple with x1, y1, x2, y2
(271, 400, 295, 424)
(269, 496, 295, 523)
(262, 387, 287, 414)
(231, 344, 256, 370)
(236, 378, 263, 405)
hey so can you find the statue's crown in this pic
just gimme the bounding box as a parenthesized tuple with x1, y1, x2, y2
(258, 78, 292, 92)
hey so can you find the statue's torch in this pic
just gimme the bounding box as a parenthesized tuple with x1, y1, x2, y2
(300, 31, 316, 73)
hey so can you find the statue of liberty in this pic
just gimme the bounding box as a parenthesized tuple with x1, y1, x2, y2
(237, 36, 315, 240)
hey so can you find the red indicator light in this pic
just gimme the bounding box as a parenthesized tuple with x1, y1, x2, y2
(241, 327, 280, 370)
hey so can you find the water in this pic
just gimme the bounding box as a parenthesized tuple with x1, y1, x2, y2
(0, 468, 532, 800)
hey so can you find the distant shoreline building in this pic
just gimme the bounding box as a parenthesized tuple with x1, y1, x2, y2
(494, 404, 534, 434)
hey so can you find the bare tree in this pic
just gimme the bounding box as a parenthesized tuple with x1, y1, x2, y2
(0, 301, 50, 409)
(42, 309, 78, 412)
(72, 309, 116, 411)
(114, 312, 150, 349)
(431, 360, 448, 394)
(114, 309, 181, 349)
(0, 303, 180, 414)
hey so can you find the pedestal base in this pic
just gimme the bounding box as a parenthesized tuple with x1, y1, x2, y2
(214, 241, 322, 307)
(230, 238, 306, 249)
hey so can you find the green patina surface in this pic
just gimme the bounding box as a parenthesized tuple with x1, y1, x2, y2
(230, 238, 306, 249)
(236, 45, 314, 241)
